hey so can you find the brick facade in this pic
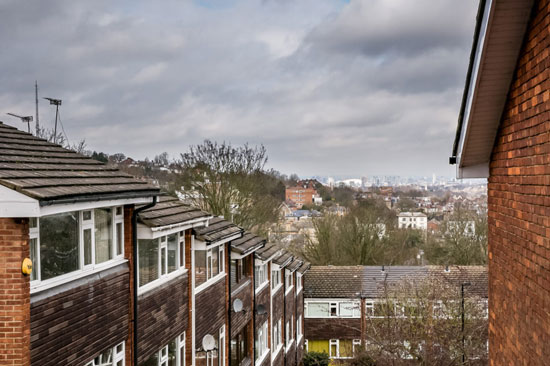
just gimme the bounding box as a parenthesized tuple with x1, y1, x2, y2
(0, 218, 30, 366)
(488, 1, 550, 364)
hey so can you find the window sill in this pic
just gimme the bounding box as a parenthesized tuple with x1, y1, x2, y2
(138, 268, 189, 295)
(255, 280, 269, 294)
(255, 348, 270, 365)
(271, 284, 283, 296)
(31, 258, 127, 295)
(195, 272, 226, 293)
(272, 344, 283, 359)
(285, 339, 295, 353)
(285, 285, 294, 296)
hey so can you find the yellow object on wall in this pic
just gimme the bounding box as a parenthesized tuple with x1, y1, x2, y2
(308, 339, 329, 354)
(21, 257, 32, 276)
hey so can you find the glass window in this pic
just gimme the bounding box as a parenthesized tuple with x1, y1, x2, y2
(330, 303, 338, 316)
(271, 269, 281, 290)
(307, 303, 330, 317)
(144, 333, 185, 366)
(29, 218, 39, 282)
(255, 263, 268, 290)
(139, 239, 159, 286)
(94, 208, 113, 264)
(339, 302, 356, 317)
(255, 321, 268, 360)
(329, 340, 338, 358)
(195, 250, 207, 287)
(340, 340, 353, 358)
(116, 222, 123, 256)
(211, 247, 219, 278)
(179, 232, 185, 268)
(39, 212, 79, 281)
(167, 234, 178, 273)
(231, 326, 248, 365)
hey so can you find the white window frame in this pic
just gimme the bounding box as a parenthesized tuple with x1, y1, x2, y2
(29, 218, 40, 282)
(30, 206, 125, 293)
(305, 299, 361, 318)
(329, 339, 339, 358)
(145, 332, 186, 366)
(138, 231, 188, 294)
(285, 269, 293, 294)
(179, 231, 186, 269)
(296, 314, 303, 341)
(255, 262, 268, 292)
(256, 321, 269, 363)
(271, 268, 282, 293)
(194, 243, 226, 293)
(219, 326, 225, 366)
(85, 342, 125, 366)
(272, 318, 282, 354)
(296, 273, 303, 293)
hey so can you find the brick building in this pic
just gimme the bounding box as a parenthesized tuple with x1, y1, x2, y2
(451, 0, 549, 364)
(0, 122, 309, 366)
(285, 181, 318, 209)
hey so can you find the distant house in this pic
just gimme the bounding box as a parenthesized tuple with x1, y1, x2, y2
(450, 0, 548, 363)
(304, 265, 488, 362)
(397, 212, 428, 230)
(285, 181, 318, 209)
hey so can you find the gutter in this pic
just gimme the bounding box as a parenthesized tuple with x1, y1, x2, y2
(39, 190, 159, 206)
(132, 196, 158, 366)
(450, 0, 487, 164)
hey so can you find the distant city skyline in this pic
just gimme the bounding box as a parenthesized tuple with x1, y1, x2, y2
(1, 0, 478, 177)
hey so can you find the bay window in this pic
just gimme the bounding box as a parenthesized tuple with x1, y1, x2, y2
(31, 206, 124, 285)
(195, 244, 225, 288)
(138, 232, 185, 289)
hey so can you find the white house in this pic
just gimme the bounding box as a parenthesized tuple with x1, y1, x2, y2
(397, 212, 428, 231)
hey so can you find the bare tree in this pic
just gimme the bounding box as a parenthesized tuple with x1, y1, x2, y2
(359, 275, 488, 366)
(176, 140, 281, 236)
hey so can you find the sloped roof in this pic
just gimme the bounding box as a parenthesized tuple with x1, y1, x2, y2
(297, 261, 311, 274)
(287, 258, 303, 272)
(194, 216, 243, 244)
(427, 265, 488, 298)
(231, 232, 266, 255)
(255, 242, 281, 261)
(362, 266, 428, 298)
(304, 266, 363, 298)
(272, 250, 293, 267)
(138, 196, 210, 228)
(0, 122, 159, 205)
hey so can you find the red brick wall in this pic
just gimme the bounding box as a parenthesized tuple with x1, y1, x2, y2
(0, 218, 30, 366)
(488, 1, 550, 364)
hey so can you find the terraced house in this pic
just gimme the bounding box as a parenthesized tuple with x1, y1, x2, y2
(0, 121, 309, 366)
(304, 265, 488, 363)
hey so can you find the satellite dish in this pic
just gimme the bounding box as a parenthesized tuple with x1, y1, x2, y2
(233, 298, 243, 313)
(256, 304, 267, 315)
(202, 334, 216, 351)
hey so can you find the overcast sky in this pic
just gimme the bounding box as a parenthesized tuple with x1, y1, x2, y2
(1, 0, 478, 178)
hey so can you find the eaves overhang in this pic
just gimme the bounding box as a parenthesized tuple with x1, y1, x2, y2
(451, 0, 535, 178)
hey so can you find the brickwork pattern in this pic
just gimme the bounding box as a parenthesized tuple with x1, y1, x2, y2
(488, 1, 550, 364)
(0, 218, 30, 366)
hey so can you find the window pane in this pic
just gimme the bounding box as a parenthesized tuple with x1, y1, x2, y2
(179, 240, 185, 268)
(29, 238, 38, 281)
(139, 239, 159, 286)
(168, 340, 177, 366)
(340, 340, 353, 357)
(339, 302, 354, 317)
(161, 247, 167, 276)
(95, 208, 113, 264)
(167, 234, 177, 273)
(40, 212, 79, 281)
(83, 228, 92, 266)
(211, 247, 219, 278)
(116, 222, 123, 256)
(308, 303, 329, 317)
(195, 250, 207, 286)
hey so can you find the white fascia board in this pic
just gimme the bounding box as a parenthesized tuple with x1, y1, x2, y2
(0, 185, 40, 218)
(457, 0, 494, 169)
(149, 216, 211, 233)
(457, 162, 489, 179)
(138, 218, 210, 240)
(231, 251, 253, 260)
(40, 196, 155, 217)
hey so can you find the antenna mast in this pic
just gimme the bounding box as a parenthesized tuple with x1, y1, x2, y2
(44, 97, 62, 144)
(35, 81, 39, 135)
